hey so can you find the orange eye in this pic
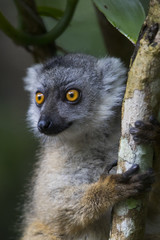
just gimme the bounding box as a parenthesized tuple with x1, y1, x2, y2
(66, 89, 80, 102)
(35, 92, 45, 105)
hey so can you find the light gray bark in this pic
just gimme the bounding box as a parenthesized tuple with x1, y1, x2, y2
(109, 0, 160, 239)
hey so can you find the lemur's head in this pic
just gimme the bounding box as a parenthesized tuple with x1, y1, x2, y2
(24, 54, 126, 139)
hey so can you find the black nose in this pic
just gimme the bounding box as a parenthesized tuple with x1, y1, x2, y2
(38, 115, 72, 135)
(38, 118, 52, 134)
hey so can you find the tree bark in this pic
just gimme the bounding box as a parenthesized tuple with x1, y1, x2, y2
(109, 0, 160, 239)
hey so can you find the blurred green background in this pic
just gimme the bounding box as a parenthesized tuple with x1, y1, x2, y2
(0, 0, 34, 238)
(0, 0, 107, 239)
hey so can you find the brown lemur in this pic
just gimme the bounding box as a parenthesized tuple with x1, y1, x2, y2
(22, 54, 157, 240)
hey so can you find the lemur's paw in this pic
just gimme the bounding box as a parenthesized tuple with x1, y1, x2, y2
(108, 164, 155, 200)
(130, 116, 160, 144)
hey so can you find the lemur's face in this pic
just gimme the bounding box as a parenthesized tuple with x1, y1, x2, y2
(33, 66, 100, 136)
(24, 54, 125, 137)
(35, 88, 81, 135)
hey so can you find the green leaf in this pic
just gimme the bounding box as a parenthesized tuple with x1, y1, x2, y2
(93, 0, 146, 43)
(139, 0, 150, 14)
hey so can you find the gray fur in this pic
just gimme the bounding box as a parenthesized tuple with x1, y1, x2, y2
(23, 53, 127, 240)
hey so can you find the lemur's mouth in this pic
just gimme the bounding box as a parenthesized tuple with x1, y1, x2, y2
(38, 116, 72, 135)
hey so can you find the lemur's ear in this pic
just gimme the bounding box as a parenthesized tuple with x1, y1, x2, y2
(24, 64, 42, 92)
(97, 57, 127, 87)
(94, 57, 127, 121)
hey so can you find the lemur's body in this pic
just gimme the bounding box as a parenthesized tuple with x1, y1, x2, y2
(22, 54, 155, 240)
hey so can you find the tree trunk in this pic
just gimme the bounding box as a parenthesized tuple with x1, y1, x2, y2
(109, 0, 160, 239)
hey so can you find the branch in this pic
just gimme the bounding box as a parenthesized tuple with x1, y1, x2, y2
(13, 0, 56, 61)
(37, 6, 64, 20)
(109, 0, 160, 239)
(0, 0, 78, 46)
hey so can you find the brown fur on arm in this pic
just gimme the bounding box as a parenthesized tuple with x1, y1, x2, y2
(21, 222, 60, 240)
(21, 166, 154, 239)
(50, 167, 153, 237)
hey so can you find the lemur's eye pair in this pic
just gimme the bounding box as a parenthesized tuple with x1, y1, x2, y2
(35, 89, 80, 105)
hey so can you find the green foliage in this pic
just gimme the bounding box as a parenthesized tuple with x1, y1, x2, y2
(37, 6, 64, 20)
(0, 0, 150, 55)
(0, 0, 106, 57)
(36, 0, 106, 56)
(0, 0, 79, 46)
(139, 0, 150, 14)
(93, 0, 147, 43)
